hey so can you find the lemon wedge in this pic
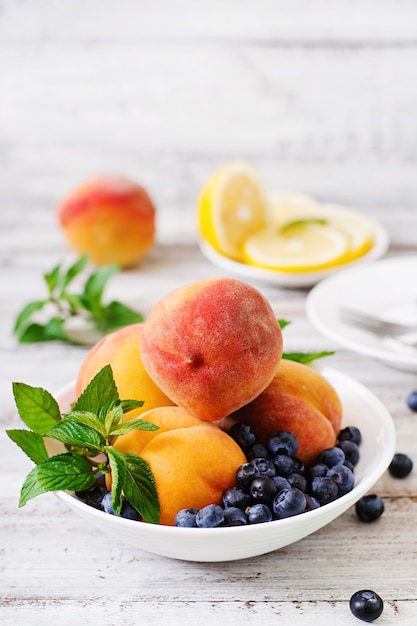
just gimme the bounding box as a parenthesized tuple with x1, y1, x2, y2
(243, 221, 351, 272)
(197, 161, 267, 261)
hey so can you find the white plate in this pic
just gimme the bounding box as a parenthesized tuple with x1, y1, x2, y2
(306, 255, 417, 373)
(50, 368, 395, 562)
(199, 205, 389, 288)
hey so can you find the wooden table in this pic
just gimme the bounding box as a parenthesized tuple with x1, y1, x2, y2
(1, 1, 417, 623)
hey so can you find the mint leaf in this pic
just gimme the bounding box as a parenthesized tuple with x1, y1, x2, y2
(123, 453, 160, 524)
(278, 319, 291, 330)
(67, 410, 109, 438)
(44, 263, 62, 293)
(46, 420, 103, 451)
(17, 322, 50, 343)
(110, 418, 159, 437)
(61, 254, 89, 291)
(104, 404, 124, 434)
(6, 429, 49, 465)
(282, 351, 334, 364)
(73, 365, 119, 415)
(19, 453, 96, 507)
(280, 217, 327, 233)
(13, 382, 61, 434)
(81, 265, 119, 316)
(107, 447, 126, 515)
(13, 300, 46, 335)
(99, 300, 145, 333)
(120, 399, 145, 414)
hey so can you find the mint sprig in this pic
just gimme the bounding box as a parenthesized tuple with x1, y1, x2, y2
(13, 255, 144, 345)
(6, 365, 160, 523)
(278, 319, 334, 364)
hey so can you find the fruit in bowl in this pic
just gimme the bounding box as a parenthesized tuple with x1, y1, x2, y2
(57, 175, 156, 267)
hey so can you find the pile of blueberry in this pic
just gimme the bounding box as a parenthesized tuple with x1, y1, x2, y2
(175, 423, 361, 528)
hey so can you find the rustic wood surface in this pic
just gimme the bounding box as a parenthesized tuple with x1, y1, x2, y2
(1, 1, 416, 624)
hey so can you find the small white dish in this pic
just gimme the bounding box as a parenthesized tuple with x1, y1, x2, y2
(50, 367, 395, 562)
(199, 205, 389, 289)
(306, 255, 417, 373)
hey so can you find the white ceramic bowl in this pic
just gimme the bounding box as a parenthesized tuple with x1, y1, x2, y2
(51, 367, 395, 562)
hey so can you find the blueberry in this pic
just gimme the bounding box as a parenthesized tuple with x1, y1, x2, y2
(337, 440, 360, 466)
(287, 472, 308, 493)
(229, 422, 256, 451)
(272, 487, 306, 519)
(272, 475, 291, 494)
(310, 476, 339, 505)
(223, 486, 252, 510)
(222, 506, 248, 526)
(249, 476, 278, 504)
(175, 508, 198, 527)
(272, 454, 295, 477)
(355, 495, 384, 523)
(268, 430, 298, 457)
(319, 446, 345, 468)
(291, 457, 306, 475)
(338, 425, 362, 445)
(308, 463, 329, 480)
(77, 485, 107, 509)
(304, 494, 320, 512)
(389, 453, 413, 478)
(407, 390, 417, 412)
(327, 464, 355, 496)
(236, 461, 259, 488)
(349, 589, 384, 622)
(246, 503, 273, 524)
(196, 504, 225, 528)
(101, 492, 142, 520)
(246, 442, 271, 461)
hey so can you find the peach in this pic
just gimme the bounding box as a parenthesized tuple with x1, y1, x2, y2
(230, 359, 343, 466)
(140, 277, 283, 422)
(76, 324, 175, 420)
(107, 406, 247, 525)
(57, 175, 156, 267)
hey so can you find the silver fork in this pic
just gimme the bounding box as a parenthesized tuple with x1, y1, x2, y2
(339, 307, 417, 345)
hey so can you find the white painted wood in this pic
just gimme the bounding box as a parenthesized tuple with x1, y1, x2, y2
(1, 1, 416, 623)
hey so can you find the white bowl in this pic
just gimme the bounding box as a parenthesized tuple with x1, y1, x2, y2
(52, 367, 395, 562)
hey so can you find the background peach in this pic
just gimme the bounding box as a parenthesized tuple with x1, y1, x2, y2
(57, 175, 156, 267)
(76, 323, 175, 420)
(230, 359, 343, 466)
(140, 277, 283, 422)
(108, 406, 247, 525)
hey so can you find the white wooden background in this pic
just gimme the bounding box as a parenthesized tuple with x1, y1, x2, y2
(1, 1, 417, 625)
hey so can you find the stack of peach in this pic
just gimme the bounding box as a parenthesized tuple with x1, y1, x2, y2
(76, 277, 342, 525)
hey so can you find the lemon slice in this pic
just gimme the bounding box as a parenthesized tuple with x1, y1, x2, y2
(317, 205, 376, 262)
(197, 161, 267, 261)
(243, 221, 350, 272)
(266, 191, 322, 226)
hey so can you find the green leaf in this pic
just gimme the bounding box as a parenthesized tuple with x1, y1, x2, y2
(73, 365, 119, 415)
(104, 404, 124, 434)
(13, 382, 61, 434)
(16, 322, 51, 343)
(110, 418, 159, 437)
(82, 265, 119, 315)
(6, 429, 49, 465)
(107, 447, 126, 516)
(123, 453, 160, 524)
(98, 300, 145, 333)
(61, 254, 89, 291)
(45, 419, 103, 450)
(282, 351, 334, 364)
(65, 410, 108, 438)
(120, 399, 145, 414)
(13, 300, 47, 335)
(19, 453, 96, 506)
(44, 262, 62, 293)
(43, 317, 68, 341)
(280, 217, 328, 233)
(278, 319, 291, 329)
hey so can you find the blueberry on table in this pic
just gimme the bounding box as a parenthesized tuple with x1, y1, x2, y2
(389, 453, 413, 478)
(355, 495, 384, 523)
(349, 589, 384, 622)
(406, 390, 417, 412)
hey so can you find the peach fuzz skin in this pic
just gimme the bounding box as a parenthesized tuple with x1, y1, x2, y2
(76, 324, 175, 421)
(57, 176, 156, 267)
(140, 277, 283, 422)
(106, 406, 247, 526)
(230, 359, 343, 466)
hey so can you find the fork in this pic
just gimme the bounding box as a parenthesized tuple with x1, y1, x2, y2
(339, 307, 417, 344)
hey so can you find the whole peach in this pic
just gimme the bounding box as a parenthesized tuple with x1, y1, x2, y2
(57, 175, 156, 267)
(107, 406, 247, 525)
(140, 277, 283, 422)
(230, 359, 343, 466)
(76, 324, 175, 420)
